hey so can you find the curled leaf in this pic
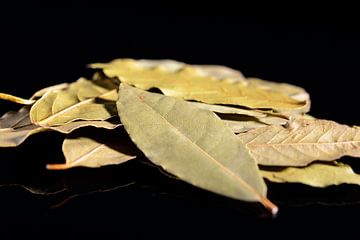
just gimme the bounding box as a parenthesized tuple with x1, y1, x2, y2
(30, 78, 117, 126)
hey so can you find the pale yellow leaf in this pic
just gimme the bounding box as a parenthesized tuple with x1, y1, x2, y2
(30, 78, 117, 126)
(90, 59, 305, 111)
(238, 118, 360, 166)
(47, 131, 137, 170)
(261, 162, 360, 187)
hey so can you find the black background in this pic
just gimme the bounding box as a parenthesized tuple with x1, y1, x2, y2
(1, 4, 360, 239)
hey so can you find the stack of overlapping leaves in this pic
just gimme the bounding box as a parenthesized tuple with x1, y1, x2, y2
(1, 59, 359, 214)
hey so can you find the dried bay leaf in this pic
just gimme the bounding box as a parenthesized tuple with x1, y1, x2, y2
(238, 118, 360, 166)
(224, 119, 269, 134)
(193, 64, 246, 83)
(0, 106, 121, 146)
(246, 78, 310, 103)
(220, 114, 287, 134)
(30, 78, 117, 126)
(30, 83, 69, 100)
(0, 125, 44, 147)
(0, 93, 35, 105)
(0, 83, 69, 105)
(245, 78, 311, 115)
(47, 129, 137, 170)
(190, 102, 266, 118)
(0, 106, 44, 147)
(0, 106, 31, 129)
(49, 119, 121, 134)
(260, 162, 360, 187)
(117, 84, 278, 214)
(134, 59, 246, 83)
(91, 59, 305, 111)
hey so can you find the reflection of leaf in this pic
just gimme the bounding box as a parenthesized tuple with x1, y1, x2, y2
(91, 59, 305, 111)
(238, 118, 360, 166)
(30, 78, 117, 126)
(117, 84, 277, 214)
(47, 129, 138, 170)
(261, 162, 360, 187)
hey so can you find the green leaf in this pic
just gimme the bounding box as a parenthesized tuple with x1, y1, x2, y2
(30, 78, 117, 126)
(238, 118, 360, 166)
(261, 162, 360, 187)
(117, 84, 277, 214)
(91, 59, 305, 111)
(47, 129, 137, 170)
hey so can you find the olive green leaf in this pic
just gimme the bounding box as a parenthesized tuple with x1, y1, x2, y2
(117, 84, 277, 214)
(47, 130, 137, 170)
(30, 78, 117, 126)
(91, 59, 305, 111)
(238, 118, 360, 166)
(260, 162, 360, 187)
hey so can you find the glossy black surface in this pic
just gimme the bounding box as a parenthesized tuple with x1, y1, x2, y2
(0, 5, 359, 239)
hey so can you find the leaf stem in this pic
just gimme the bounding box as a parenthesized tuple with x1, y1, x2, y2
(260, 196, 279, 216)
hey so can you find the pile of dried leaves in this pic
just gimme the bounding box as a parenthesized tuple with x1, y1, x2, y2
(1, 59, 359, 215)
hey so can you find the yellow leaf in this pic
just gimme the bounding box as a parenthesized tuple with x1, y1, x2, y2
(90, 59, 305, 111)
(261, 162, 360, 187)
